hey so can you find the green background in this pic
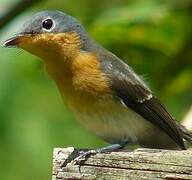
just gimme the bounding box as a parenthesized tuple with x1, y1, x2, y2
(0, 0, 191, 179)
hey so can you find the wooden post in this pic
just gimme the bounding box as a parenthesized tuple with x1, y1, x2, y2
(52, 147, 192, 180)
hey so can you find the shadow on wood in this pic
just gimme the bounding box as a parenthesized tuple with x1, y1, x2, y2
(52, 147, 192, 180)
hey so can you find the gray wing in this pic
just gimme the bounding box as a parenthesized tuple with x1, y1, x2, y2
(99, 52, 185, 149)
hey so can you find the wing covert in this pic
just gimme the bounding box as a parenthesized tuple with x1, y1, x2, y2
(101, 55, 185, 149)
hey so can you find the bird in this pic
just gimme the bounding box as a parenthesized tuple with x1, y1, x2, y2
(3, 10, 192, 164)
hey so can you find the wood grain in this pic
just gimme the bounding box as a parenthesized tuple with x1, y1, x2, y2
(52, 147, 192, 180)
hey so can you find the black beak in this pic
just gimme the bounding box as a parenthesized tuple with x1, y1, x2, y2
(3, 34, 25, 47)
(4, 36, 20, 47)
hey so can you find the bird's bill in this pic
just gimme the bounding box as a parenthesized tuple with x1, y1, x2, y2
(3, 32, 79, 60)
(3, 34, 32, 47)
(3, 33, 72, 60)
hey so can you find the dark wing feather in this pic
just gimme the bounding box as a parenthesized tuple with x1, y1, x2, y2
(100, 54, 185, 149)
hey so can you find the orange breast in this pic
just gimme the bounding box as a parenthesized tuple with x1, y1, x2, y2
(72, 52, 111, 97)
(45, 51, 111, 110)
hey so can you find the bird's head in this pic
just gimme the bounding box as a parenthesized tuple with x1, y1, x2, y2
(4, 11, 89, 61)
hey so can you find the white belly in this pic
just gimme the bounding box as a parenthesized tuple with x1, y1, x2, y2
(69, 97, 176, 149)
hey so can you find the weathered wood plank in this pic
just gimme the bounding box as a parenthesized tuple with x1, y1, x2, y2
(52, 147, 192, 180)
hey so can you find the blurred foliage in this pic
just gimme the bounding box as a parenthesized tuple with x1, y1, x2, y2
(0, 0, 191, 179)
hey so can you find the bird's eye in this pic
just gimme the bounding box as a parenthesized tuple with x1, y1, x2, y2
(42, 18, 54, 30)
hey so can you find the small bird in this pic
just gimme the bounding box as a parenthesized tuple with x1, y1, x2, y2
(4, 11, 192, 163)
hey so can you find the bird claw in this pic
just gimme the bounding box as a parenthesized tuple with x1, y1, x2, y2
(70, 150, 96, 165)
(62, 144, 125, 167)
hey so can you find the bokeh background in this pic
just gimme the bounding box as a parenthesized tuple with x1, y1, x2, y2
(0, 0, 191, 179)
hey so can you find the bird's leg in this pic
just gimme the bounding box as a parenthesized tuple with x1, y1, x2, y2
(70, 143, 127, 165)
(72, 144, 124, 165)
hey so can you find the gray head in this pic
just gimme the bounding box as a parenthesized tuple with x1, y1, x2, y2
(4, 10, 93, 58)
(20, 11, 85, 37)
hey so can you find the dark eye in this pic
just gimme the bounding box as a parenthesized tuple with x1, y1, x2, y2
(42, 18, 54, 30)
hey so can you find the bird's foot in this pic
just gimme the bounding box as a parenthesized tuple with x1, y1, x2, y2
(71, 149, 97, 165)
(62, 143, 127, 167)
(61, 149, 96, 167)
